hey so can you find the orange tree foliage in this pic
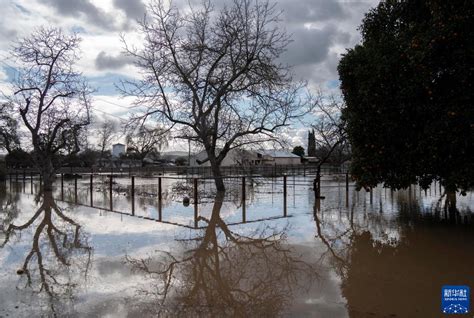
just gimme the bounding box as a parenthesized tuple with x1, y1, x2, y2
(338, 0, 473, 193)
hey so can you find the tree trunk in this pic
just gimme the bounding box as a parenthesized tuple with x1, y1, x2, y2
(37, 155, 55, 192)
(207, 151, 225, 192)
(41, 161, 55, 192)
(446, 190, 457, 220)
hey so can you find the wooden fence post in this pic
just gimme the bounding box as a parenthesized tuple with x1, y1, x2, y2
(157, 177, 162, 221)
(61, 173, 64, 200)
(194, 178, 199, 228)
(242, 177, 246, 223)
(131, 176, 135, 215)
(109, 174, 113, 210)
(345, 172, 349, 207)
(283, 175, 287, 217)
(90, 174, 93, 206)
(74, 177, 78, 204)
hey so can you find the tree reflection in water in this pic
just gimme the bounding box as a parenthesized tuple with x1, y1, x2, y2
(313, 194, 474, 317)
(0, 191, 92, 315)
(1, 187, 20, 231)
(126, 192, 318, 317)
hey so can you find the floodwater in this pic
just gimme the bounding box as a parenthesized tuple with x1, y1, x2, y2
(0, 174, 473, 317)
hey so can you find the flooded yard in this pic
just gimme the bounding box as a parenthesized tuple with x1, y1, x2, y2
(1, 174, 473, 317)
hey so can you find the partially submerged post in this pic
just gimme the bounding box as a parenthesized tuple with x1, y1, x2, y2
(345, 172, 349, 207)
(194, 178, 198, 228)
(109, 174, 113, 210)
(242, 177, 246, 223)
(74, 176, 78, 204)
(283, 175, 287, 217)
(131, 176, 135, 216)
(158, 177, 162, 221)
(90, 174, 93, 207)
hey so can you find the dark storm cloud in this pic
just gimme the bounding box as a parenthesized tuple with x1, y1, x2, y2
(276, 0, 377, 84)
(39, 0, 117, 30)
(280, 0, 347, 24)
(113, 0, 146, 20)
(282, 25, 349, 67)
(95, 51, 134, 70)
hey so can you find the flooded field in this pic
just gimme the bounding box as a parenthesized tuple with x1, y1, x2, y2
(1, 174, 473, 317)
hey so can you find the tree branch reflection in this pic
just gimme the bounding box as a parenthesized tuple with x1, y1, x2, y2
(0, 191, 92, 314)
(126, 192, 318, 316)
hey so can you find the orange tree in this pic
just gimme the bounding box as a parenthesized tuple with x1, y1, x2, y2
(338, 0, 473, 207)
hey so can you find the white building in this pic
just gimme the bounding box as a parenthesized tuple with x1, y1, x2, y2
(112, 143, 126, 158)
(190, 149, 260, 167)
(189, 149, 301, 166)
(256, 150, 301, 165)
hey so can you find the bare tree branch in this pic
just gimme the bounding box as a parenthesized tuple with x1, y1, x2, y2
(120, 0, 311, 190)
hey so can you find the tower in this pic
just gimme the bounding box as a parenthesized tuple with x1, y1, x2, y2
(307, 129, 316, 157)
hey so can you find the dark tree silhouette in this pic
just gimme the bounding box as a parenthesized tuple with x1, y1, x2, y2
(338, 0, 474, 209)
(292, 145, 305, 157)
(0, 103, 20, 153)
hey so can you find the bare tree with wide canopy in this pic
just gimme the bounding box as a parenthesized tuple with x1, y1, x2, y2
(97, 120, 117, 166)
(5, 27, 92, 191)
(311, 94, 348, 169)
(126, 125, 168, 164)
(120, 0, 309, 191)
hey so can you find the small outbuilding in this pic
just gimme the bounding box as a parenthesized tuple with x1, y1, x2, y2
(112, 143, 126, 158)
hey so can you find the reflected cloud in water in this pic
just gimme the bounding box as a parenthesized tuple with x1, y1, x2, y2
(0, 177, 473, 317)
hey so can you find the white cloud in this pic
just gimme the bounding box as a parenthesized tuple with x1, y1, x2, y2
(0, 0, 380, 147)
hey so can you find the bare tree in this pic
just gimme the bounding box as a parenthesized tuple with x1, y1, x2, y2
(120, 0, 309, 191)
(97, 120, 117, 166)
(126, 125, 168, 164)
(310, 94, 348, 196)
(0, 103, 20, 153)
(5, 27, 92, 191)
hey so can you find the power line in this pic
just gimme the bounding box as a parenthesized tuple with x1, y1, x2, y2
(91, 106, 129, 122)
(94, 96, 136, 109)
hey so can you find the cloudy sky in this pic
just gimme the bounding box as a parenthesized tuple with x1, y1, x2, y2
(0, 0, 378, 151)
